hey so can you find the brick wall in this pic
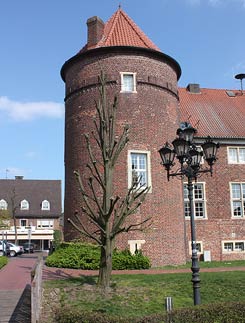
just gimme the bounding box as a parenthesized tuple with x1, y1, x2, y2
(185, 144, 245, 262)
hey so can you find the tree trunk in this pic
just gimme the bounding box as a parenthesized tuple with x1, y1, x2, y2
(97, 237, 113, 289)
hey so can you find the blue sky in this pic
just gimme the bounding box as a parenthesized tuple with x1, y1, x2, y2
(0, 0, 244, 192)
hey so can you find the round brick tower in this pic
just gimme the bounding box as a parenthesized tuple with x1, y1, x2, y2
(61, 8, 187, 266)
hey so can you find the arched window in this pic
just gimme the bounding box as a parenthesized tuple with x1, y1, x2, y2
(20, 199, 29, 210)
(0, 199, 8, 210)
(41, 200, 50, 211)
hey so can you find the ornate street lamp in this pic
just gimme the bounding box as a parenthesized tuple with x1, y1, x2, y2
(159, 122, 219, 305)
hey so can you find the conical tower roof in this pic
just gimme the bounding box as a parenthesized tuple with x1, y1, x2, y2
(82, 7, 160, 52)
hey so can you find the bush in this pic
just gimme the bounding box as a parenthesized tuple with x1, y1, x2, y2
(112, 249, 150, 270)
(46, 243, 100, 269)
(45, 243, 150, 270)
(0, 256, 8, 269)
(54, 302, 245, 323)
(53, 230, 63, 249)
(169, 302, 245, 323)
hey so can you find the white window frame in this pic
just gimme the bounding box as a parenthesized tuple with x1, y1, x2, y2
(188, 241, 203, 255)
(228, 147, 245, 164)
(222, 240, 245, 253)
(230, 182, 245, 218)
(20, 199, 29, 210)
(0, 199, 8, 210)
(184, 182, 207, 219)
(128, 240, 146, 255)
(120, 72, 137, 93)
(128, 150, 152, 192)
(41, 200, 50, 211)
(37, 219, 54, 228)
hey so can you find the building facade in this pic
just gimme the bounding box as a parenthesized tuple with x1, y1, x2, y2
(0, 176, 62, 251)
(61, 8, 245, 266)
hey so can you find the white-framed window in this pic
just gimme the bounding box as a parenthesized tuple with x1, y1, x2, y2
(0, 199, 8, 210)
(20, 219, 27, 227)
(228, 147, 245, 164)
(20, 199, 29, 210)
(120, 72, 136, 93)
(223, 241, 245, 253)
(184, 182, 206, 219)
(128, 150, 152, 191)
(37, 219, 53, 228)
(41, 200, 50, 211)
(230, 183, 245, 218)
(128, 240, 146, 255)
(188, 241, 203, 255)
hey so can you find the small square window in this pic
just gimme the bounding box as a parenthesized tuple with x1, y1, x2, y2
(224, 242, 233, 252)
(120, 72, 136, 93)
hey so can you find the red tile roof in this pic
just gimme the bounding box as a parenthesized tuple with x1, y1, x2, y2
(85, 7, 160, 52)
(179, 87, 245, 138)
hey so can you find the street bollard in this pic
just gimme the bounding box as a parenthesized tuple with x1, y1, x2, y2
(165, 297, 173, 323)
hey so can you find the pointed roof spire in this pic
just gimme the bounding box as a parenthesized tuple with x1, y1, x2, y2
(83, 8, 160, 52)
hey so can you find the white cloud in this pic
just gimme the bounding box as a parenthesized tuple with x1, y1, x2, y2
(25, 151, 39, 159)
(0, 96, 64, 122)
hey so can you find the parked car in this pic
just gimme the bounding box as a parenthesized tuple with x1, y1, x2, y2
(23, 242, 34, 253)
(7, 243, 24, 257)
(0, 240, 10, 256)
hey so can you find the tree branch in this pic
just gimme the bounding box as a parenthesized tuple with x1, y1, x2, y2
(68, 217, 102, 246)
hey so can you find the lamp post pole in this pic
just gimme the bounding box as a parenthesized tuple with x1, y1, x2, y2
(158, 122, 219, 306)
(188, 177, 201, 305)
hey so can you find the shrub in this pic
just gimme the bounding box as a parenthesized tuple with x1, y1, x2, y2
(55, 307, 128, 323)
(45, 243, 150, 270)
(46, 243, 100, 269)
(54, 302, 245, 323)
(169, 302, 245, 323)
(53, 230, 63, 249)
(112, 249, 150, 270)
(0, 256, 8, 269)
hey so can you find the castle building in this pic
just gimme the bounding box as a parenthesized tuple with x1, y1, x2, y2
(61, 8, 245, 266)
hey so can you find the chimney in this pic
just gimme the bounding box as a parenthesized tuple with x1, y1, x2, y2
(15, 176, 24, 180)
(86, 16, 104, 48)
(186, 83, 200, 94)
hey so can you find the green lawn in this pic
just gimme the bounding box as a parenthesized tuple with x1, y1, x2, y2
(160, 259, 245, 270)
(0, 256, 8, 269)
(43, 270, 245, 320)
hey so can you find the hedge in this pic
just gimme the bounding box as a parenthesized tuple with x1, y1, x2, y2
(45, 243, 150, 270)
(54, 302, 245, 323)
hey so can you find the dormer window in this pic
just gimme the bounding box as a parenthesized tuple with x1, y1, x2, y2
(0, 199, 8, 210)
(41, 200, 50, 211)
(20, 200, 29, 210)
(120, 72, 136, 93)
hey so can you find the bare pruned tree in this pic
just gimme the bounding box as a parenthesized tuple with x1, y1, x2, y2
(68, 71, 150, 289)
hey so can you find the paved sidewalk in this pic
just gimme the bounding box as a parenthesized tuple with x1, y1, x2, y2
(0, 254, 37, 323)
